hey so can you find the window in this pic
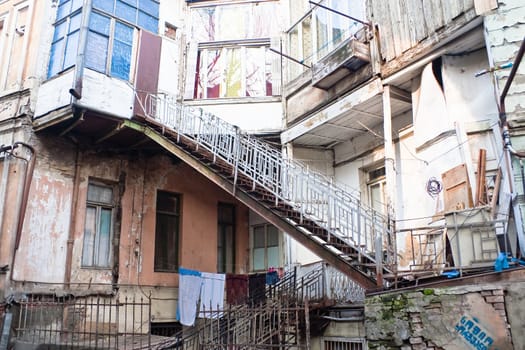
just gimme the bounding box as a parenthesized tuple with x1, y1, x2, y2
(48, 0, 82, 77)
(82, 182, 115, 268)
(92, 0, 159, 33)
(195, 44, 273, 99)
(322, 338, 365, 350)
(217, 203, 235, 273)
(252, 224, 280, 271)
(85, 12, 135, 80)
(367, 166, 386, 215)
(154, 191, 181, 272)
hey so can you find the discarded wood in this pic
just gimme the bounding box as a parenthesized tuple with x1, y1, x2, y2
(442, 163, 473, 213)
(475, 148, 487, 206)
(490, 168, 502, 218)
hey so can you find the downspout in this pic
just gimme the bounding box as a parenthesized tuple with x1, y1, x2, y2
(69, 0, 92, 100)
(64, 146, 81, 289)
(498, 36, 525, 256)
(8, 142, 36, 282)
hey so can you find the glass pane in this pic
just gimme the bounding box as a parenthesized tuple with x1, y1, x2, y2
(48, 39, 65, 77)
(331, 1, 350, 47)
(267, 246, 279, 268)
(369, 182, 385, 214)
(155, 213, 179, 271)
(121, 0, 137, 6)
(89, 12, 111, 35)
(191, 8, 216, 42)
(253, 248, 265, 271)
(138, 0, 159, 18)
(93, 0, 115, 14)
(82, 206, 97, 266)
(315, 8, 329, 59)
(56, 0, 71, 21)
(111, 41, 132, 80)
(53, 21, 67, 42)
(95, 208, 112, 267)
(302, 16, 313, 65)
(71, 0, 83, 12)
(87, 183, 113, 204)
(64, 31, 80, 69)
(218, 204, 234, 224)
(267, 226, 279, 246)
(116, 0, 136, 24)
(224, 48, 242, 97)
(69, 12, 81, 32)
(253, 226, 265, 248)
(205, 49, 222, 99)
(114, 21, 134, 43)
(245, 47, 265, 97)
(216, 6, 247, 41)
(157, 191, 179, 213)
(265, 48, 273, 96)
(85, 31, 109, 72)
(138, 11, 158, 33)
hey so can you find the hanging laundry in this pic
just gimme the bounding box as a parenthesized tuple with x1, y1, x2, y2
(176, 267, 203, 326)
(226, 274, 248, 305)
(199, 272, 225, 319)
(248, 273, 266, 306)
(266, 270, 279, 285)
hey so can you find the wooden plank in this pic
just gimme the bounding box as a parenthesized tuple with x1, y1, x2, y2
(490, 168, 502, 218)
(398, 0, 413, 52)
(372, 0, 394, 61)
(474, 0, 498, 15)
(387, 1, 404, 57)
(475, 148, 487, 206)
(442, 163, 473, 212)
(407, 0, 428, 44)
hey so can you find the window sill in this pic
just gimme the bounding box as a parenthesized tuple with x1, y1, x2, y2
(184, 96, 281, 106)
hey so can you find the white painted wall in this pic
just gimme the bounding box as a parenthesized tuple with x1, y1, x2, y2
(76, 69, 135, 119)
(198, 101, 283, 133)
(33, 70, 73, 118)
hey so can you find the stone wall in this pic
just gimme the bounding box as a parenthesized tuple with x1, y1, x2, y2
(364, 282, 521, 349)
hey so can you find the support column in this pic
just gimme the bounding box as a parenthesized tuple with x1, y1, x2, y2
(382, 85, 396, 217)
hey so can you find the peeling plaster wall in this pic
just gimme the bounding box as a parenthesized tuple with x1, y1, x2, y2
(365, 282, 520, 349)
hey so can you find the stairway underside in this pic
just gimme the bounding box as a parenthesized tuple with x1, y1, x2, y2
(123, 118, 381, 290)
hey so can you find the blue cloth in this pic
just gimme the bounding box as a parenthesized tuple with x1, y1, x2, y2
(494, 253, 509, 272)
(266, 271, 279, 285)
(442, 270, 460, 279)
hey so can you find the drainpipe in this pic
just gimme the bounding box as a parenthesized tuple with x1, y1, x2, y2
(64, 146, 81, 289)
(8, 142, 36, 282)
(498, 36, 525, 257)
(69, 0, 92, 100)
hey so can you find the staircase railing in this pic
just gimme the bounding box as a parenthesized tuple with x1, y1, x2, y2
(136, 93, 396, 275)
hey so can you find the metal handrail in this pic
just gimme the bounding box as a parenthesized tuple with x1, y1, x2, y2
(137, 93, 395, 271)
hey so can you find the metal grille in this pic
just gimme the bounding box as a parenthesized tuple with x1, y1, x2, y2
(323, 338, 365, 350)
(13, 294, 151, 349)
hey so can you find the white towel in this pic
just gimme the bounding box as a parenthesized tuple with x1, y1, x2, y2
(199, 272, 225, 318)
(177, 267, 203, 326)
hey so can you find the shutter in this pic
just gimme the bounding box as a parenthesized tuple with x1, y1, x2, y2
(134, 30, 162, 118)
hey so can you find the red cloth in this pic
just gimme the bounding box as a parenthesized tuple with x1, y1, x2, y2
(226, 274, 248, 305)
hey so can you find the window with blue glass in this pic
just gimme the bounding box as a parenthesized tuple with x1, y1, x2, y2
(92, 0, 159, 34)
(48, 0, 83, 77)
(85, 12, 134, 80)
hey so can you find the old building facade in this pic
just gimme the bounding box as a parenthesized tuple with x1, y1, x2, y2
(0, 0, 524, 349)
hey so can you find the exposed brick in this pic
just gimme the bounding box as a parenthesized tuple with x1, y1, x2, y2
(492, 289, 504, 296)
(410, 337, 423, 344)
(493, 302, 506, 310)
(480, 291, 493, 296)
(485, 295, 504, 303)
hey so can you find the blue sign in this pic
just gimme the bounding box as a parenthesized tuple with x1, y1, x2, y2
(454, 315, 498, 350)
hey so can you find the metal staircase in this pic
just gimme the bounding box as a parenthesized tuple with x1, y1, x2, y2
(126, 92, 396, 290)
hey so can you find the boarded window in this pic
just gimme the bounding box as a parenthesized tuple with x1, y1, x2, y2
(82, 182, 114, 268)
(252, 224, 280, 271)
(217, 203, 235, 273)
(154, 191, 180, 272)
(323, 338, 365, 350)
